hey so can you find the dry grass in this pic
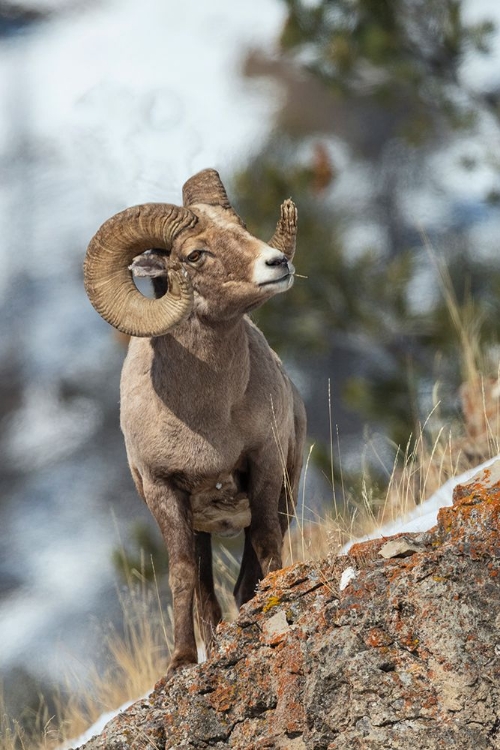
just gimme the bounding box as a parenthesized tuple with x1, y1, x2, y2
(284, 367, 500, 568)
(0, 566, 174, 750)
(282, 241, 500, 564)
(0, 551, 244, 750)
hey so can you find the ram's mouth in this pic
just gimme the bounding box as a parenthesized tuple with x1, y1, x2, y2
(258, 273, 293, 287)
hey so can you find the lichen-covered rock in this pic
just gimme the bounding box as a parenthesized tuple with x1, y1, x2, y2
(77, 462, 500, 749)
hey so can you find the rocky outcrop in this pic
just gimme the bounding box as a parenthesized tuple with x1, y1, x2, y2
(77, 462, 500, 749)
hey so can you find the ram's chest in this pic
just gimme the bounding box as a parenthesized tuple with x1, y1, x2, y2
(123, 396, 244, 473)
(127, 411, 251, 537)
(168, 431, 245, 478)
(120, 336, 256, 496)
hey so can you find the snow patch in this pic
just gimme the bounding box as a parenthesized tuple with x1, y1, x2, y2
(59, 695, 147, 750)
(339, 566, 358, 591)
(341, 454, 500, 554)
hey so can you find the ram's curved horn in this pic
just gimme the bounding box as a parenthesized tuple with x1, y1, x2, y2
(182, 168, 245, 226)
(268, 198, 297, 261)
(84, 204, 197, 337)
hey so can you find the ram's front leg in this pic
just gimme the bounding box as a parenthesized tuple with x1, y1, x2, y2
(142, 478, 198, 677)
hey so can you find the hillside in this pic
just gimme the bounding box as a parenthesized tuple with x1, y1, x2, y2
(73, 461, 500, 749)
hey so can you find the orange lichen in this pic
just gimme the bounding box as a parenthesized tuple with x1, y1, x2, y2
(365, 627, 393, 649)
(209, 682, 237, 713)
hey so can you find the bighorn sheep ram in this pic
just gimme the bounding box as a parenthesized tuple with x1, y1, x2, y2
(84, 169, 306, 676)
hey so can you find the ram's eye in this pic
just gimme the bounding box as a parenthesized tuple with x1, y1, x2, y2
(187, 250, 203, 264)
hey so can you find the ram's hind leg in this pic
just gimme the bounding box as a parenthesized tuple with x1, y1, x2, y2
(234, 518, 282, 609)
(233, 529, 263, 608)
(234, 467, 284, 608)
(234, 407, 306, 609)
(279, 394, 307, 542)
(278, 423, 307, 538)
(142, 478, 198, 677)
(194, 532, 222, 654)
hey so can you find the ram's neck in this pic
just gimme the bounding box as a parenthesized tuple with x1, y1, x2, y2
(150, 316, 251, 410)
(167, 316, 248, 370)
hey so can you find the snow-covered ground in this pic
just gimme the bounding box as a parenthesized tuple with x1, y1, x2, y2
(341, 453, 500, 552)
(62, 695, 141, 750)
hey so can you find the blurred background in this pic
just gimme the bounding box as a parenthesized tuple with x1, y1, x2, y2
(2, 0, 500, 732)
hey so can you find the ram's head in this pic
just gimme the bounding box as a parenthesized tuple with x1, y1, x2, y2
(83, 169, 297, 337)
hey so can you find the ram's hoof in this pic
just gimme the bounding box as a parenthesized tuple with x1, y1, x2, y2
(164, 649, 198, 681)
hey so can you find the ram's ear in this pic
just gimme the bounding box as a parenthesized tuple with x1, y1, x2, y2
(129, 250, 169, 278)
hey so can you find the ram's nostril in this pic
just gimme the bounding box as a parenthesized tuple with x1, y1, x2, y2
(265, 255, 288, 268)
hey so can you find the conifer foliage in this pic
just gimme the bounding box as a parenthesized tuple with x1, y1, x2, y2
(234, 0, 500, 453)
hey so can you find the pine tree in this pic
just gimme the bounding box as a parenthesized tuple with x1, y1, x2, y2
(233, 0, 500, 462)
